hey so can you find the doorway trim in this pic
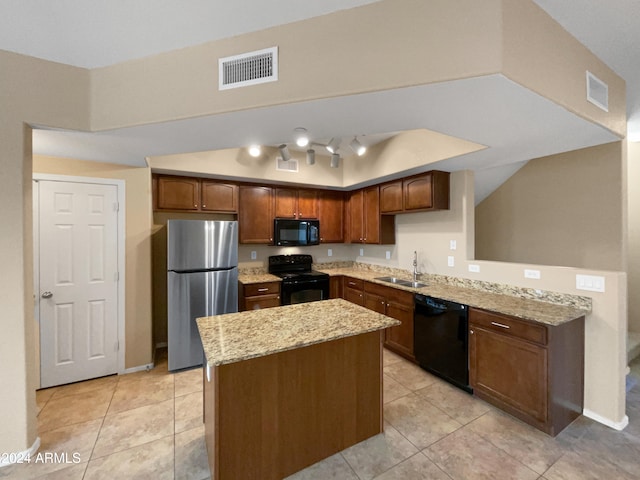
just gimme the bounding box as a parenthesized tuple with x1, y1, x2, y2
(33, 173, 126, 384)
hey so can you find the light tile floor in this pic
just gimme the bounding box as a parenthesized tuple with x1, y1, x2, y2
(2, 349, 640, 479)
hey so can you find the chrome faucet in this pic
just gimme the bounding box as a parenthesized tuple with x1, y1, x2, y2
(413, 251, 418, 282)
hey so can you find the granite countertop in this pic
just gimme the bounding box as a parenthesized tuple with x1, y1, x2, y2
(314, 267, 588, 326)
(196, 298, 400, 366)
(238, 273, 281, 284)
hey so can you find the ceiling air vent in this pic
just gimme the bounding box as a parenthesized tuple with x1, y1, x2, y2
(219, 47, 278, 90)
(586, 71, 609, 112)
(276, 156, 298, 173)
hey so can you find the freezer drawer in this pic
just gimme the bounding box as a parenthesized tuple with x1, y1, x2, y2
(168, 268, 238, 371)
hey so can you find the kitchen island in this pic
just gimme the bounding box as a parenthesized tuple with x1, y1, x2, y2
(196, 298, 400, 480)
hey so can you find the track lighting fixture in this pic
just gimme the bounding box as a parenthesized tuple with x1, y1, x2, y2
(248, 145, 261, 157)
(306, 149, 315, 165)
(294, 127, 309, 147)
(350, 137, 366, 156)
(278, 144, 291, 161)
(326, 137, 341, 154)
(330, 153, 340, 168)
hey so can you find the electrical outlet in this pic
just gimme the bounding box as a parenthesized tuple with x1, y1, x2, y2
(385, 251, 391, 260)
(359, 248, 364, 256)
(468, 264, 480, 273)
(450, 240, 457, 250)
(524, 269, 541, 279)
(576, 274, 605, 292)
(327, 249, 333, 257)
(447, 256, 454, 267)
(250, 251, 257, 260)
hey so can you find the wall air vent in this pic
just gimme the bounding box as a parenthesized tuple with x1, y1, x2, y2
(219, 47, 278, 90)
(586, 71, 609, 112)
(276, 156, 298, 173)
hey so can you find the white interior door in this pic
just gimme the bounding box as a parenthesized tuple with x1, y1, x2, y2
(37, 180, 119, 388)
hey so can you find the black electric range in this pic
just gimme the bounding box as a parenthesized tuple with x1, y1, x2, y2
(268, 254, 330, 305)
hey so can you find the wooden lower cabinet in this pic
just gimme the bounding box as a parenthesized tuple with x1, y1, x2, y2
(343, 277, 364, 306)
(329, 276, 343, 299)
(363, 282, 414, 360)
(469, 307, 584, 436)
(204, 331, 383, 480)
(239, 281, 281, 311)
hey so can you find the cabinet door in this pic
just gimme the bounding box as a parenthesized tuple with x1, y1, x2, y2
(318, 191, 344, 243)
(274, 188, 297, 218)
(403, 174, 433, 210)
(363, 186, 380, 244)
(344, 287, 364, 306)
(469, 325, 548, 424)
(385, 300, 414, 358)
(157, 176, 200, 210)
(244, 294, 281, 311)
(329, 276, 343, 299)
(201, 181, 238, 212)
(349, 190, 364, 243)
(297, 189, 318, 219)
(380, 181, 403, 213)
(239, 186, 274, 244)
(364, 292, 386, 314)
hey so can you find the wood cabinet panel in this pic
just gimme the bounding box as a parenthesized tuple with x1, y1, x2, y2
(470, 325, 548, 423)
(403, 175, 433, 210)
(274, 188, 297, 218)
(297, 189, 318, 218)
(364, 186, 380, 244)
(239, 186, 274, 244)
(318, 191, 344, 243)
(239, 281, 281, 311)
(242, 282, 280, 297)
(380, 181, 403, 213)
(469, 307, 584, 436)
(202, 181, 238, 212)
(329, 276, 343, 299)
(348, 191, 364, 243)
(343, 276, 364, 306)
(157, 176, 200, 210)
(244, 295, 281, 311)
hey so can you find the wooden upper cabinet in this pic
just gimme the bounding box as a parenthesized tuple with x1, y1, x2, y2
(317, 191, 344, 243)
(348, 187, 394, 245)
(201, 181, 238, 213)
(348, 190, 365, 243)
(157, 176, 200, 211)
(239, 186, 274, 244)
(363, 186, 380, 244)
(380, 181, 403, 213)
(275, 188, 318, 219)
(404, 171, 450, 211)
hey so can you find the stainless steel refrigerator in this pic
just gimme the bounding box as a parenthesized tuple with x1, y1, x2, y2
(167, 220, 238, 371)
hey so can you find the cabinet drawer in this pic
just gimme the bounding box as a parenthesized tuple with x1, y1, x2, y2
(243, 282, 281, 297)
(343, 277, 364, 290)
(365, 281, 414, 306)
(469, 308, 547, 346)
(244, 294, 281, 310)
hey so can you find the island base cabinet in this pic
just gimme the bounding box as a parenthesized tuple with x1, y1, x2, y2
(469, 308, 584, 436)
(204, 331, 383, 480)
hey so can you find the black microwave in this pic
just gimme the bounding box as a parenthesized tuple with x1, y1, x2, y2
(274, 219, 320, 246)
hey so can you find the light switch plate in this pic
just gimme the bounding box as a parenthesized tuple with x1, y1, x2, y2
(359, 248, 364, 256)
(385, 251, 391, 260)
(576, 274, 605, 292)
(524, 269, 541, 279)
(468, 264, 480, 273)
(448, 256, 454, 267)
(327, 249, 333, 257)
(250, 251, 257, 260)
(450, 240, 457, 250)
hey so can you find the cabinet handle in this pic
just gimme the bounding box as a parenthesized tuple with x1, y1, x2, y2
(194, 204, 198, 208)
(470, 329, 474, 334)
(202, 204, 206, 208)
(257, 288, 268, 292)
(491, 321, 510, 329)
(348, 282, 357, 286)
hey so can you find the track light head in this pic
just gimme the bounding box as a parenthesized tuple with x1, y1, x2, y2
(306, 149, 315, 165)
(350, 137, 366, 156)
(330, 153, 340, 168)
(326, 137, 341, 154)
(278, 144, 291, 161)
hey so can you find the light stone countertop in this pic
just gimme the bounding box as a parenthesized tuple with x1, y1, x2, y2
(237, 273, 281, 284)
(196, 298, 400, 366)
(313, 267, 588, 326)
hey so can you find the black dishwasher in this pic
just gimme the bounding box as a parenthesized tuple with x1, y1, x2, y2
(414, 294, 472, 393)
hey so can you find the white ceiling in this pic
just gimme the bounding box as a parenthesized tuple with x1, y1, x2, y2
(2, 0, 636, 202)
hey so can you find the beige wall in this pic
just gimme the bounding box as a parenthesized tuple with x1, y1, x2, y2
(475, 142, 624, 271)
(0, 49, 91, 454)
(628, 140, 640, 333)
(32, 156, 154, 369)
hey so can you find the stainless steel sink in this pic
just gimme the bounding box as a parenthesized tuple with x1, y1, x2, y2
(374, 277, 428, 288)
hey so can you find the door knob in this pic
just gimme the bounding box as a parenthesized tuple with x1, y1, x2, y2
(41, 291, 53, 299)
